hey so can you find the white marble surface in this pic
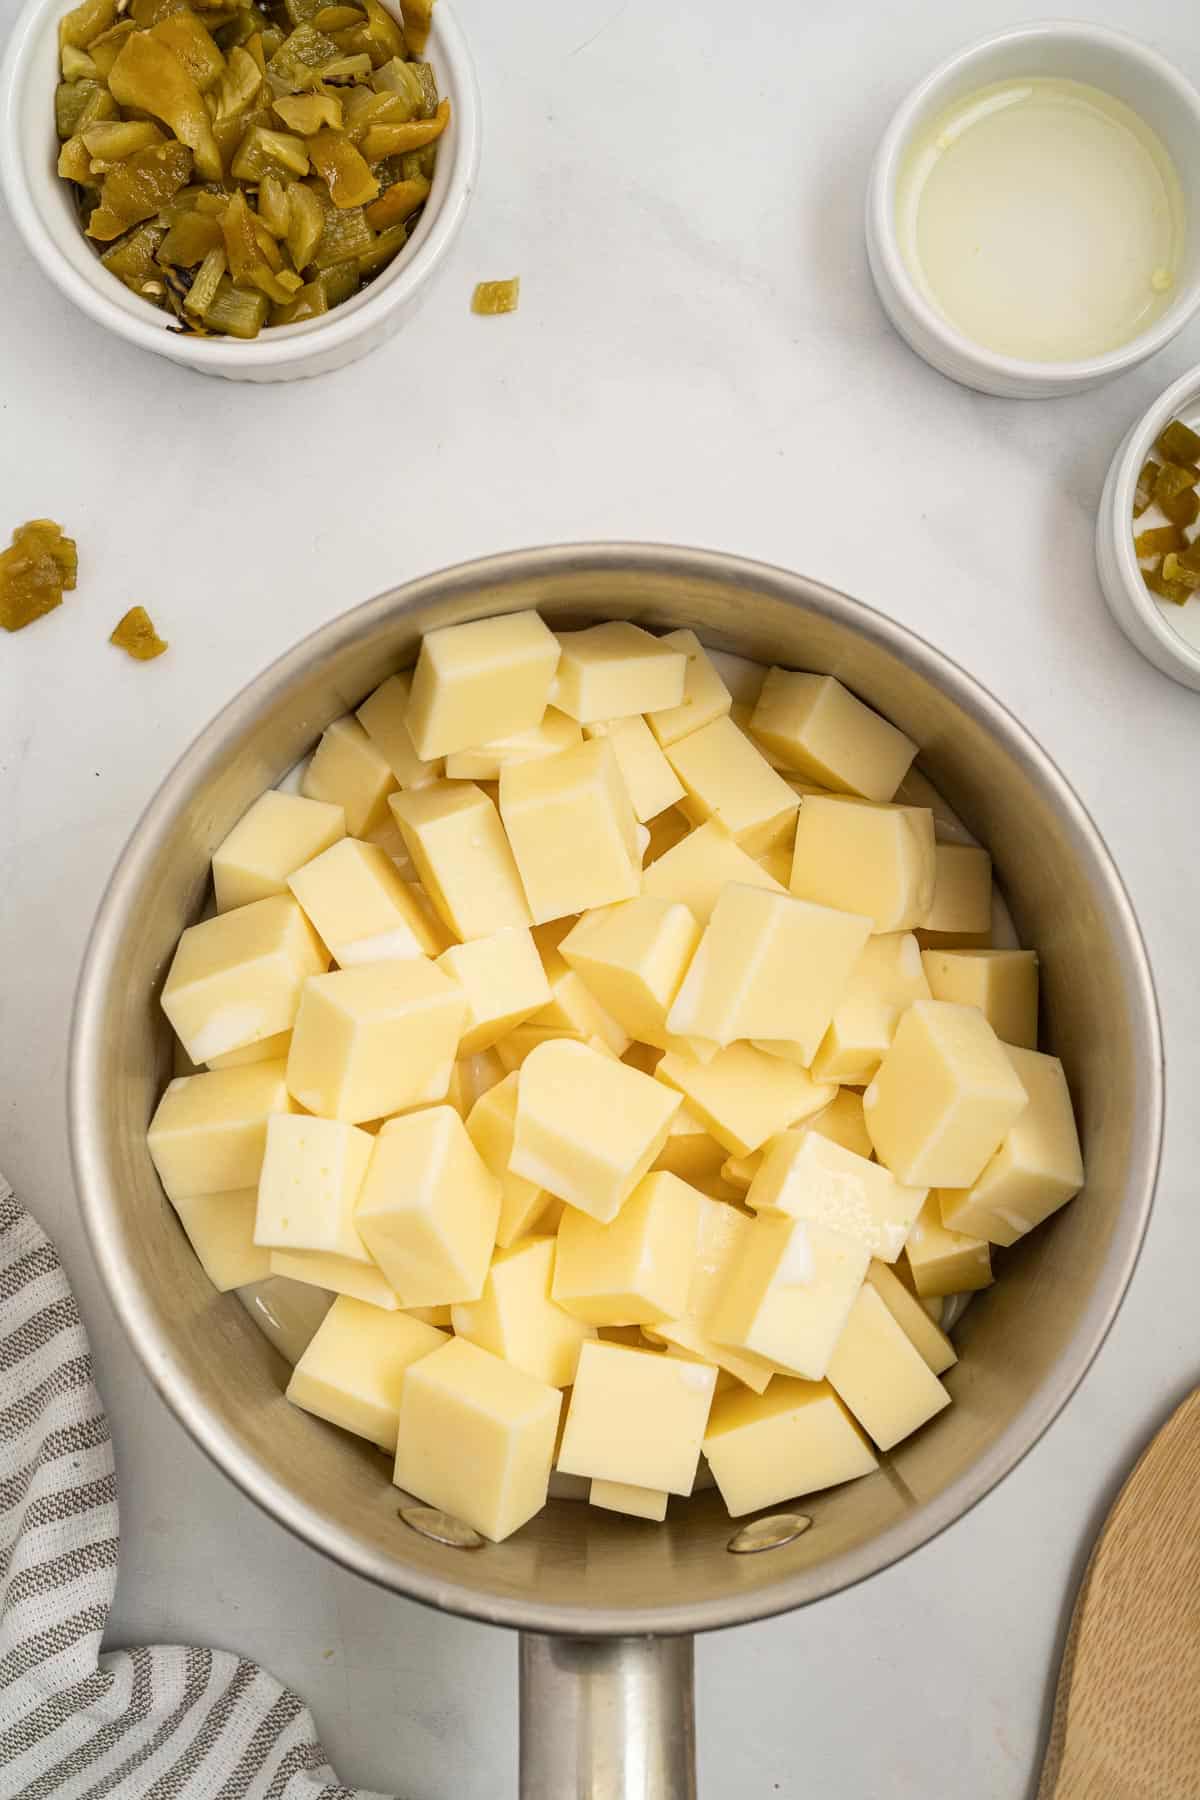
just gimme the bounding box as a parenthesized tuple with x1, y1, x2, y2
(2, 0, 1199, 1793)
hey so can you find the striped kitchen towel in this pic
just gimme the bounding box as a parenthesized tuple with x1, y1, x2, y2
(0, 1176, 393, 1800)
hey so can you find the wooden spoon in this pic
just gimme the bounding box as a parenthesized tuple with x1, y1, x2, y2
(1038, 1387, 1200, 1800)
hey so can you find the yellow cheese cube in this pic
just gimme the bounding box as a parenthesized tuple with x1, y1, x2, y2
(666, 885, 871, 1059)
(511, 1040, 680, 1222)
(656, 1044, 835, 1157)
(406, 610, 561, 760)
(651, 1105, 727, 1186)
(921, 844, 992, 936)
(355, 1106, 501, 1305)
(451, 1236, 594, 1387)
(288, 837, 444, 966)
(811, 932, 931, 1083)
(644, 629, 732, 746)
(646, 1194, 778, 1392)
(161, 895, 329, 1066)
(147, 1061, 293, 1200)
(710, 650, 766, 707)
(746, 1130, 926, 1263)
(749, 672, 916, 802)
(408, 1304, 453, 1326)
(642, 806, 692, 865)
(560, 897, 701, 1050)
(804, 1088, 874, 1160)
(789, 797, 936, 932)
(557, 1341, 716, 1494)
(938, 1046, 1083, 1244)
(207, 1031, 292, 1070)
(393, 1336, 562, 1542)
(456, 1048, 507, 1111)
(499, 739, 641, 924)
(552, 1171, 700, 1326)
(390, 781, 532, 941)
(641, 819, 786, 924)
(825, 1283, 951, 1451)
(921, 948, 1039, 1051)
(754, 843, 794, 886)
(444, 708, 581, 780)
(665, 716, 799, 854)
(583, 715, 685, 823)
(589, 1478, 669, 1520)
(863, 1000, 1029, 1188)
(709, 1214, 870, 1379)
(436, 929, 552, 1055)
(355, 671, 444, 789)
(703, 1378, 877, 1516)
(286, 960, 466, 1124)
(254, 1113, 376, 1259)
(551, 622, 687, 722)
(534, 969, 631, 1056)
(301, 716, 397, 837)
(863, 1260, 957, 1375)
(903, 1195, 992, 1297)
(169, 1189, 271, 1291)
(212, 791, 346, 914)
(269, 1247, 400, 1309)
(495, 1025, 584, 1072)
(287, 1297, 447, 1450)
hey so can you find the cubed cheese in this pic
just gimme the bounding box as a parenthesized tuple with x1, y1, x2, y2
(495, 1025, 583, 1072)
(207, 1031, 292, 1071)
(355, 672, 444, 789)
(500, 739, 641, 923)
(444, 708, 582, 780)
(863, 1260, 957, 1376)
(169, 1189, 270, 1291)
(354, 1106, 500, 1305)
(147, 1060, 293, 1199)
(212, 791, 346, 913)
(534, 968, 631, 1057)
(285, 959, 466, 1124)
(269, 1248, 400, 1310)
(301, 716, 397, 837)
(803, 1088, 874, 1161)
(789, 797, 936, 932)
(583, 715, 685, 822)
(641, 819, 785, 924)
(560, 897, 701, 1050)
(557, 1340, 716, 1494)
(644, 629, 732, 747)
(903, 1195, 992, 1297)
(921, 844, 993, 938)
(588, 1479, 669, 1521)
(436, 928, 552, 1055)
(406, 611, 561, 760)
(451, 1235, 593, 1387)
(825, 1283, 951, 1450)
(393, 1336, 562, 1542)
(656, 1044, 835, 1158)
(552, 622, 687, 722)
(390, 781, 532, 940)
(642, 806, 692, 866)
(749, 672, 916, 801)
(938, 1046, 1082, 1244)
(552, 1171, 700, 1326)
(921, 948, 1039, 1051)
(863, 1000, 1029, 1188)
(161, 895, 329, 1066)
(288, 837, 444, 966)
(665, 717, 799, 854)
(703, 1378, 876, 1516)
(465, 1072, 555, 1248)
(708, 1213, 870, 1380)
(651, 1105, 727, 1186)
(811, 932, 931, 1083)
(746, 1130, 926, 1263)
(645, 1194, 778, 1392)
(287, 1297, 447, 1449)
(709, 650, 766, 707)
(254, 1113, 375, 1259)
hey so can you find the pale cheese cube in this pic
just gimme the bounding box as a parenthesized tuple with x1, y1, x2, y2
(302, 716, 397, 837)
(746, 1130, 926, 1263)
(656, 1044, 835, 1158)
(393, 1336, 561, 1542)
(444, 708, 581, 780)
(641, 819, 785, 924)
(289, 838, 444, 966)
(406, 611, 561, 760)
(437, 929, 552, 1055)
(207, 1030, 292, 1070)
(666, 884, 871, 1059)
(703, 1378, 876, 1516)
(645, 1194, 778, 1392)
(804, 1088, 874, 1161)
(495, 1025, 584, 1072)
(583, 715, 685, 822)
(665, 716, 799, 854)
(170, 1189, 270, 1291)
(708, 1213, 870, 1380)
(651, 1106, 727, 1186)
(560, 897, 700, 1051)
(511, 1040, 680, 1223)
(254, 1113, 375, 1259)
(269, 1247, 400, 1309)
(825, 1284, 951, 1451)
(363, 815, 417, 874)
(557, 1341, 716, 1494)
(287, 1297, 447, 1449)
(789, 797, 935, 932)
(456, 1048, 507, 1112)
(390, 781, 532, 940)
(588, 1478, 669, 1521)
(451, 1235, 594, 1387)
(938, 1046, 1082, 1245)
(355, 1106, 500, 1305)
(749, 672, 916, 801)
(285, 959, 467, 1123)
(903, 1195, 992, 1297)
(552, 1171, 700, 1326)
(552, 622, 686, 722)
(212, 791, 346, 914)
(863, 1000, 1029, 1188)
(811, 932, 931, 1083)
(355, 672, 444, 789)
(161, 895, 329, 1066)
(408, 1304, 453, 1326)
(534, 969, 631, 1057)
(921, 844, 993, 937)
(147, 1061, 293, 1200)
(708, 649, 766, 707)
(863, 1261, 957, 1376)
(642, 806, 692, 865)
(500, 739, 641, 923)
(921, 948, 1039, 1051)
(754, 843, 794, 886)
(644, 629, 733, 747)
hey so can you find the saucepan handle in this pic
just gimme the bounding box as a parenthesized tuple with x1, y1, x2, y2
(518, 1632, 697, 1799)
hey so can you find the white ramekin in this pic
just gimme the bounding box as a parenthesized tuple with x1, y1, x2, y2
(865, 21, 1200, 400)
(1097, 364, 1200, 691)
(0, 0, 480, 381)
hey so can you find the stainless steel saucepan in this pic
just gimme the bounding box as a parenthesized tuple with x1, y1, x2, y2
(68, 545, 1162, 1797)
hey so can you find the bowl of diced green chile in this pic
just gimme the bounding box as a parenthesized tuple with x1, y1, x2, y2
(0, 0, 479, 379)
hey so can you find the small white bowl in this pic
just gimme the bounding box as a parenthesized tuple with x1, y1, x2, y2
(866, 21, 1200, 399)
(1097, 364, 1200, 691)
(0, 0, 480, 381)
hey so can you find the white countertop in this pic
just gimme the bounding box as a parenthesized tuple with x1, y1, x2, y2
(2, 0, 1199, 1792)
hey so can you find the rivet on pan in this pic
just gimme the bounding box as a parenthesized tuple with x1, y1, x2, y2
(727, 1512, 812, 1555)
(400, 1504, 486, 1549)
